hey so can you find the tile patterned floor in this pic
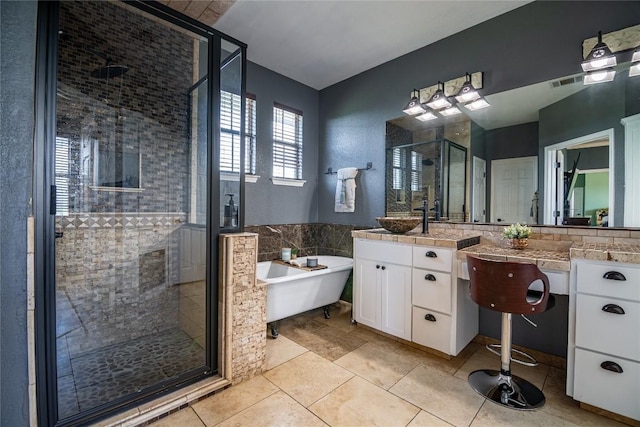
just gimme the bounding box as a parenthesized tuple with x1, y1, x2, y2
(58, 328, 204, 419)
(151, 302, 627, 427)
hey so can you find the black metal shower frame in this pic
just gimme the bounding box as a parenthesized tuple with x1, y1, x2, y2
(33, 1, 246, 425)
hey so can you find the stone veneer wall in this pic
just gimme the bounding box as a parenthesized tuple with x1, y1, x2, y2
(220, 233, 265, 383)
(55, 213, 185, 355)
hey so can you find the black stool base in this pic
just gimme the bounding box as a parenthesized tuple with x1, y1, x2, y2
(468, 369, 545, 410)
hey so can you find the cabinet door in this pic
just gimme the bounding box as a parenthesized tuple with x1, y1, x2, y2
(354, 259, 380, 329)
(380, 263, 412, 340)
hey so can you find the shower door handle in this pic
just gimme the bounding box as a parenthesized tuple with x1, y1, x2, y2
(55, 231, 64, 239)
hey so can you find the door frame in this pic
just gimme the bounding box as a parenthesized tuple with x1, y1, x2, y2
(542, 129, 614, 226)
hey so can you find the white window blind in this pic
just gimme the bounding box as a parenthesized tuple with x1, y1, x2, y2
(55, 137, 70, 216)
(272, 104, 302, 180)
(392, 147, 405, 190)
(220, 91, 256, 174)
(411, 151, 423, 191)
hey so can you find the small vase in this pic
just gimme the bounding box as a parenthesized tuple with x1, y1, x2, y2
(508, 238, 529, 249)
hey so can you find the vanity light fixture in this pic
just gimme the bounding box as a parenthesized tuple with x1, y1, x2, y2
(455, 73, 481, 103)
(583, 69, 616, 85)
(630, 48, 640, 77)
(463, 97, 490, 111)
(403, 89, 426, 115)
(425, 82, 452, 110)
(581, 31, 617, 72)
(415, 109, 438, 121)
(440, 105, 462, 116)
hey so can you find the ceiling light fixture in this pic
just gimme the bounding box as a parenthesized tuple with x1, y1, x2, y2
(403, 89, 426, 115)
(581, 31, 617, 72)
(455, 73, 480, 103)
(426, 82, 452, 110)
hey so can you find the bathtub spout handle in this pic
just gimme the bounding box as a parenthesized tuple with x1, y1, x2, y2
(323, 305, 331, 319)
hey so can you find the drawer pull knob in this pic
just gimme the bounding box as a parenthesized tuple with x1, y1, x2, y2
(381, 266, 386, 270)
(602, 304, 625, 315)
(424, 274, 436, 281)
(376, 265, 380, 269)
(424, 313, 437, 322)
(603, 271, 626, 281)
(425, 251, 437, 258)
(600, 361, 623, 374)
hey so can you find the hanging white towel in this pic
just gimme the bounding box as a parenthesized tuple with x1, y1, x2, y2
(334, 167, 358, 213)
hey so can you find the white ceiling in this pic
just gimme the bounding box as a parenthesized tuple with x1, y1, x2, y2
(213, 1, 531, 90)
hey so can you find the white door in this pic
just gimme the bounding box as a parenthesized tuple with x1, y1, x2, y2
(380, 263, 412, 340)
(472, 157, 486, 223)
(354, 259, 380, 329)
(491, 156, 537, 224)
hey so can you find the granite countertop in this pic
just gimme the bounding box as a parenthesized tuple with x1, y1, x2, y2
(570, 242, 640, 264)
(351, 229, 480, 249)
(458, 244, 571, 271)
(353, 229, 640, 267)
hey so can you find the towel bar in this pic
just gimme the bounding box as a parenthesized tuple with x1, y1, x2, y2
(325, 162, 372, 175)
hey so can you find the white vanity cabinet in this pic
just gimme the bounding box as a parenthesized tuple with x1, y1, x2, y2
(570, 260, 640, 421)
(353, 239, 412, 340)
(354, 238, 478, 355)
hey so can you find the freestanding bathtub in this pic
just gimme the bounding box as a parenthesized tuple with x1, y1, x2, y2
(257, 256, 353, 338)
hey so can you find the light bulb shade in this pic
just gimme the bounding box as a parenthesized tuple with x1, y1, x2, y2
(455, 81, 480, 103)
(464, 97, 490, 111)
(425, 89, 452, 110)
(440, 105, 462, 116)
(632, 49, 640, 63)
(581, 33, 617, 72)
(415, 110, 438, 121)
(583, 69, 616, 85)
(629, 62, 640, 78)
(403, 96, 426, 115)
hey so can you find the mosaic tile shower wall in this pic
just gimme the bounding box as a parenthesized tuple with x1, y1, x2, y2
(54, 1, 197, 354)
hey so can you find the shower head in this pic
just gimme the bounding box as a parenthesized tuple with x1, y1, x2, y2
(422, 158, 437, 166)
(91, 64, 128, 79)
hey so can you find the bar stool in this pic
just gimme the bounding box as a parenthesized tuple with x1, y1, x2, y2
(466, 255, 555, 410)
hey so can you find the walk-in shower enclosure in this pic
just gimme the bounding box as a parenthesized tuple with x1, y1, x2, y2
(34, 2, 246, 425)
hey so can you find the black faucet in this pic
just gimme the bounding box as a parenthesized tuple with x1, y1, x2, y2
(414, 197, 429, 234)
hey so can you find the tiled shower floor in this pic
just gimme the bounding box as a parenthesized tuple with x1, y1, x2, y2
(58, 328, 204, 419)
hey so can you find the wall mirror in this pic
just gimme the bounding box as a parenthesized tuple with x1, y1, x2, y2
(386, 61, 640, 228)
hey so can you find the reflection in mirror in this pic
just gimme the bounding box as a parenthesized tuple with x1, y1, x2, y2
(386, 61, 640, 228)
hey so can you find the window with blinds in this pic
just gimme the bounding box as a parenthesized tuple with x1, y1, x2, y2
(55, 137, 70, 216)
(272, 103, 303, 180)
(392, 147, 405, 190)
(411, 151, 423, 191)
(220, 91, 256, 174)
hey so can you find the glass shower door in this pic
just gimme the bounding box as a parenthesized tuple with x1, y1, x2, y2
(53, 1, 211, 421)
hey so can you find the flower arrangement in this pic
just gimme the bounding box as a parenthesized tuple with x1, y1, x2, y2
(502, 223, 532, 239)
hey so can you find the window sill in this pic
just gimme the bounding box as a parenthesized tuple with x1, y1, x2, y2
(220, 172, 260, 183)
(270, 177, 306, 187)
(89, 186, 144, 193)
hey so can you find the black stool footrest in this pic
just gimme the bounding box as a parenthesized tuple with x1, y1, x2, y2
(468, 369, 545, 410)
(486, 344, 538, 367)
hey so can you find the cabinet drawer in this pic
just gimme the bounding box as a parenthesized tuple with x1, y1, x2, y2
(412, 246, 452, 272)
(574, 348, 640, 421)
(412, 269, 452, 314)
(355, 239, 412, 266)
(575, 293, 640, 361)
(576, 263, 640, 301)
(412, 306, 451, 354)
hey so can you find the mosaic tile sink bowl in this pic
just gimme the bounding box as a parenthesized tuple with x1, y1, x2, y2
(376, 216, 422, 234)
